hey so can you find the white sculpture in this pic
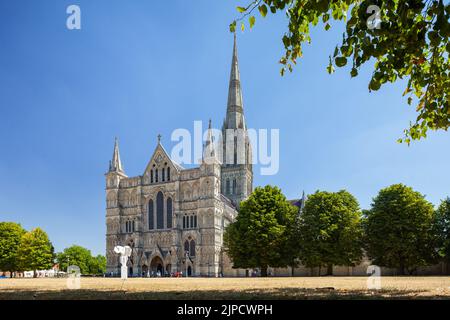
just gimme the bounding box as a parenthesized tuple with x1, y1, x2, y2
(114, 245, 132, 279)
(367, 265, 381, 290)
(66, 265, 81, 289)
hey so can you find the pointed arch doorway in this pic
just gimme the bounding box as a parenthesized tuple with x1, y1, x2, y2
(150, 256, 164, 276)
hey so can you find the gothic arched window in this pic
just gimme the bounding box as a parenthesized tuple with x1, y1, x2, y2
(190, 215, 194, 228)
(190, 240, 196, 257)
(166, 197, 173, 228)
(183, 216, 186, 229)
(126, 220, 133, 233)
(148, 199, 154, 230)
(155, 169, 159, 183)
(156, 191, 164, 229)
(232, 179, 237, 194)
(167, 167, 171, 181)
(226, 179, 230, 194)
(194, 215, 197, 228)
(162, 168, 165, 182)
(150, 170, 154, 184)
(184, 240, 189, 253)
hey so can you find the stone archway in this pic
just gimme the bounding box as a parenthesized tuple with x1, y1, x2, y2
(150, 256, 164, 276)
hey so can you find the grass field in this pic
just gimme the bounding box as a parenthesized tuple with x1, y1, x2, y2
(1, 277, 450, 300)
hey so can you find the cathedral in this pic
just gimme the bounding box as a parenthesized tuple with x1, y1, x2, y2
(104, 35, 447, 278)
(105, 35, 253, 277)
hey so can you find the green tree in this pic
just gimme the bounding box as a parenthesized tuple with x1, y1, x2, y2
(231, 0, 449, 143)
(298, 190, 363, 275)
(364, 184, 437, 275)
(433, 197, 450, 273)
(224, 185, 298, 276)
(17, 228, 54, 277)
(0, 222, 26, 277)
(56, 245, 93, 274)
(88, 255, 107, 275)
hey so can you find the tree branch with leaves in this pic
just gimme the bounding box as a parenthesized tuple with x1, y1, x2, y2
(231, 0, 449, 143)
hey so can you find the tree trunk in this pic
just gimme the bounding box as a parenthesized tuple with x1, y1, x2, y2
(33, 270, 37, 278)
(327, 264, 333, 276)
(318, 266, 321, 276)
(260, 266, 268, 277)
(291, 266, 294, 277)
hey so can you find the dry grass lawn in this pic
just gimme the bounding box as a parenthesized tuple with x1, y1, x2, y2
(1, 276, 450, 300)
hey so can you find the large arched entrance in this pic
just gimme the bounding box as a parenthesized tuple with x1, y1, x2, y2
(150, 256, 164, 276)
(187, 266, 192, 277)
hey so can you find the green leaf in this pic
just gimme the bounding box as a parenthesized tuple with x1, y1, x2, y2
(282, 35, 290, 47)
(369, 79, 381, 91)
(259, 4, 268, 17)
(229, 21, 236, 33)
(241, 22, 245, 32)
(327, 64, 335, 74)
(333, 46, 339, 58)
(325, 23, 331, 31)
(350, 68, 358, 77)
(249, 16, 256, 29)
(237, 6, 246, 13)
(327, 56, 335, 74)
(335, 56, 347, 67)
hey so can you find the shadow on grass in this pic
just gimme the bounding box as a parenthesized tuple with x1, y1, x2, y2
(0, 287, 448, 300)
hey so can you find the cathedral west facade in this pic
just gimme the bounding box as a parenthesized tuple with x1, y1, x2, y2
(105, 35, 252, 277)
(104, 35, 448, 279)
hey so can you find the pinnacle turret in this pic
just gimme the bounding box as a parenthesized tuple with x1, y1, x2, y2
(109, 137, 124, 174)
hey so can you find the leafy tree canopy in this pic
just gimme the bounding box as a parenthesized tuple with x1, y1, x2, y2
(434, 197, 450, 263)
(0, 222, 26, 275)
(298, 190, 363, 274)
(89, 254, 107, 275)
(231, 0, 449, 143)
(56, 245, 106, 275)
(224, 185, 299, 276)
(17, 228, 54, 274)
(364, 183, 437, 274)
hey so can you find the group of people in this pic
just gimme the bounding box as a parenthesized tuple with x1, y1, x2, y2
(141, 270, 183, 278)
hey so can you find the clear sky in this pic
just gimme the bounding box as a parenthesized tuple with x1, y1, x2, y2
(1, 1, 449, 256)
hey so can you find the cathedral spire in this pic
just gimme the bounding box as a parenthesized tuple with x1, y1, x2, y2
(300, 190, 306, 214)
(109, 137, 124, 174)
(225, 33, 245, 129)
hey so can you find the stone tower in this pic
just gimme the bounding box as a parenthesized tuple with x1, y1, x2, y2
(221, 34, 253, 207)
(105, 138, 128, 270)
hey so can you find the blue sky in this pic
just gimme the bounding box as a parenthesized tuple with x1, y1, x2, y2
(1, 1, 449, 255)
